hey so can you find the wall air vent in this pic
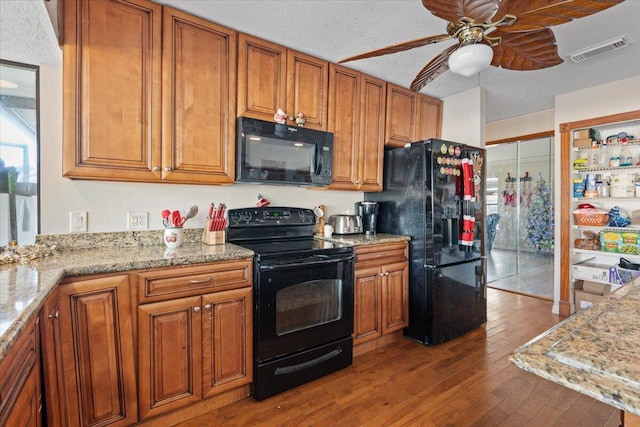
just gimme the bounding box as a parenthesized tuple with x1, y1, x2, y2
(568, 35, 632, 63)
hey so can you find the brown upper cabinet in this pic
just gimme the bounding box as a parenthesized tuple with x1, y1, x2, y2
(385, 83, 442, 148)
(61, 0, 440, 186)
(328, 64, 386, 191)
(62, 0, 236, 184)
(416, 93, 443, 142)
(237, 34, 329, 130)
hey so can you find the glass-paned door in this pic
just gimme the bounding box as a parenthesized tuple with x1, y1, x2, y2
(485, 137, 555, 299)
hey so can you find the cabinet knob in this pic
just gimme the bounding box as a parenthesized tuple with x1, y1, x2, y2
(153, 166, 160, 171)
(164, 166, 172, 172)
(384, 272, 390, 276)
(48, 310, 59, 319)
(204, 304, 212, 311)
(193, 306, 201, 313)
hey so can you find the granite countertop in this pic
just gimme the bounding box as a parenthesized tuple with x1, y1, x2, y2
(0, 229, 254, 360)
(320, 233, 411, 246)
(511, 276, 640, 416)
(0, 230, 409, 360)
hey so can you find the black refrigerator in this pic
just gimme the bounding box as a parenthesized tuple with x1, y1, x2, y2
(365, 139, 486, 345)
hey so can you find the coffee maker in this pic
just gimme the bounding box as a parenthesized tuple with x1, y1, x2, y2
(356, 201, 379, 235)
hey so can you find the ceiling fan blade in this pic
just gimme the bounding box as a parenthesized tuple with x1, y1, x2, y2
(495, 0, 624, 32)
(422, 0, 500, 24)
(338, 33, 452, 64)
(410, 44, 459, 92)
(490, 28, 563, 71)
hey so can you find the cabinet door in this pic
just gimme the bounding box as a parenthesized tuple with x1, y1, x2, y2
(237, 34, 287, 121)
(385, 83, 417, 147)
(62, 0, 162, 181)
(353, 266, 382, 345)
(58, 275, 137, 427)
(40, 289, 66, 427)
(287, 49, 329, 131)
(328, 64, 360, 190)
(358, 74, 386, 191)
(415, 94, 442, 141)
(2, 363, 41, 427)
(138, 296, 202, 420)
(202, 287, 253, 398)
(161, 7, 236, 184)
(0, 317, 40, 427)
(380, 261, 410, 334)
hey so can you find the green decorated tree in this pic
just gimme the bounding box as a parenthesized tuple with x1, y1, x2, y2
(525, 173, 554, 254)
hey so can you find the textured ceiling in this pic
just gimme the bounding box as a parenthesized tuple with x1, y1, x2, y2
(1, 0, 639, 122)
(0, 0, 61, 66)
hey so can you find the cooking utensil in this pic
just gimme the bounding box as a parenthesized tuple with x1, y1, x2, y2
(171, 210, 182, 228)
(161, 209, 172, 227)
(178, 205, 198, 227)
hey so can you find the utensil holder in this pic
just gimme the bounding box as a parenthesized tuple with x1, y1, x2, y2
(202, 228, 225, 245)
(164, 227, 184, 248)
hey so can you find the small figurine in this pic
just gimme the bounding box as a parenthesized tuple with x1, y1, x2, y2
(257, 193, 270, 208)
(294, 112, 305, 127)
(274, 108, 287, 124)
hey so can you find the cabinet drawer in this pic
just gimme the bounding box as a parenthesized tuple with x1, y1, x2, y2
(138, 259, 252, 303)
(0, 318, 37, 422)
(355, 242, 408, 266)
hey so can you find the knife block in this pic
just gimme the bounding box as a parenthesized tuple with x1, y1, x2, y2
(202, 228, 225, 245)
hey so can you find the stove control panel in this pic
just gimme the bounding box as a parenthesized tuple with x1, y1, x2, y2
(228, 207, 315, 226)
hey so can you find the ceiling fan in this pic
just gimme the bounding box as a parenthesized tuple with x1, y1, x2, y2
(338, 0, 625, 92)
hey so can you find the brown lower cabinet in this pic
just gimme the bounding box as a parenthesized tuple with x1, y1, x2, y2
(0, 316, 41, 427)
(38, 259, 253, 426)
(353, 242, 409, 354)
(137, 287, 252, 420)
(40, 274, 138, 427)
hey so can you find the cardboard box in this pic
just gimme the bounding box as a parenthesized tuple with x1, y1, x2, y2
(572, 137, 593, 148)
(573, 128, 602, 141)
(574, 129, 590, 140)
(572, 260, 611, 282)
(575, 290, 603, 309)
(574, 279, 612, 310)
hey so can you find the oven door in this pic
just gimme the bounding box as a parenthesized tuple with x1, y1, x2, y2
(255, 253, 354, 362)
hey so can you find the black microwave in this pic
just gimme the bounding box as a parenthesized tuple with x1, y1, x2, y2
(236, 117, 333, 186)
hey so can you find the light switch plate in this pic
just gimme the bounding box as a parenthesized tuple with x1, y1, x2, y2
(70, 211, 87, 232)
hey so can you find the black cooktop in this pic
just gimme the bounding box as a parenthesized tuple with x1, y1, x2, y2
(226, 207, 354, 261)
(237, 237, 352, 261)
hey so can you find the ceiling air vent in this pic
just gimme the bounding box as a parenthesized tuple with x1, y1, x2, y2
(568, 35, 632, 63)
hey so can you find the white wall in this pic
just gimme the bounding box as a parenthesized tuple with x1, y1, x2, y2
(39, 65, 361, 234)
(441, 87, 486, 147)
(486, 109, 555, 142)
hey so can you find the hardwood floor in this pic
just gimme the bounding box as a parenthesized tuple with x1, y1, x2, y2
(178, 289, 620, 427)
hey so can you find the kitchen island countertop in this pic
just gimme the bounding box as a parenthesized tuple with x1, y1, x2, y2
(511, 276, 640, 417)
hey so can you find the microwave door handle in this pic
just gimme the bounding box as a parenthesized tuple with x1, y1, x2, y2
(313, 141, 322, 175)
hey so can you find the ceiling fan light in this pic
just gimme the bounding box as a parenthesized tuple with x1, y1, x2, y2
(448, 43, 493, 77)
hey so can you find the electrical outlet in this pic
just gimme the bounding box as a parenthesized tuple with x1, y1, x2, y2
(70, 211, 87, 232)
(127, 212, 148, 230)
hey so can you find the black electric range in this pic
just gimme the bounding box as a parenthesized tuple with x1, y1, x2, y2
(227, 206, 355, 400)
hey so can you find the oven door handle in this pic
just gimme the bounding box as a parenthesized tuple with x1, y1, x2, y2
(259, 254, 354, 271)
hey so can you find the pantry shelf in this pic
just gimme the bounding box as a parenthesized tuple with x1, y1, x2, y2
(572, 248, 640, 261)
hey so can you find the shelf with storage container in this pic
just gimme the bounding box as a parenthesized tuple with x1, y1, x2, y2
(560, 110, 640, 316)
